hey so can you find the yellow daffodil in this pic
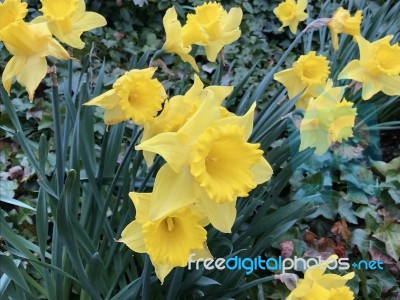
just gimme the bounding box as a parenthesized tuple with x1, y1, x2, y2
(0, 0, 27, 40)
(84, 68, 167, 125)
(273, 0, 308, 34)
(141, 74, 233, 166)
(287, 255, 355, 300)
(162, 7, 199, 72)
(136, 94, 273, 233)
(34, 0, 106, 49)
(328, 7, 362, 51)
(274, 51, 330, 105)
(299, 82, 357, 155)
(183, 2, 243, 62)
(1, 22, 71, 101)
(338, 35, 400, 100)
(118, 193, 210, 283)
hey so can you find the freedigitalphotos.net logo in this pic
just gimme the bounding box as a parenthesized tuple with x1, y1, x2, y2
(188, 255, 384, 275)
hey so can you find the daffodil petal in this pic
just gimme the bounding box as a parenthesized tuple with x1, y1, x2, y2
(16, 56, 47, 101)
(150, 165, 196, 221)
(251, 157, 273, 184)
(136, 132, 187, 173)
(118, 220, 146, 253)
(128, 192, 151, 224)
(59, 31, 85, 49)
(154, 263, 173, 284)
(338, 60, 363, 81)
(274, 68, 305, 99)
(204, 43, 224, 62)
(103, 104, 126, 125)
(361, 79, 382, 100)
(2, 55, 26, 95)
(223, 7, 243, 31)
(75, 11, 106, 32)
(213, 102, 256, 139)
(180, 94, 221, 143)
(205, 86, 234, 105)
(84, 89, 120, 109)
(197, 186, 236, 233)
(377, 75, 400, 97)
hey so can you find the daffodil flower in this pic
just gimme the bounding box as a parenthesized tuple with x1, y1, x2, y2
(136, 93, 273, 233)
(84, 68, 167, 125)
(162, 7, 199, 72)
(0, 0, 27, 40)
(2, 22, 72, 101)
(141, 74, 233, 166)
(287, 255, 355, 300)
(273, 0, 308, 34)
(34, 0, 107, 49)
(274, 51, 330, 108)
(299, 82, 357, 155)
(183, 2, 242, 62)
(327, 7, 362, 51)
(338, 35, 400, 100)
(118, 193, 210, 283)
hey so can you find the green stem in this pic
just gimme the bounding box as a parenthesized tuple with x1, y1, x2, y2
(50, 67, 65, 195)
(97, 129, 109, 185)
(357, 270, 370, 300)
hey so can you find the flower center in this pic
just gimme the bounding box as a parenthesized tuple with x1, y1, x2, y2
(190, 125, 262, 203)
(375, 42, 400, 76)
(165, 217, 175, 232)
(278, 2, 296, 21)
(293, 52, 330, 86)
(40, 0, 78, 21)
(0, 0, 27, 33)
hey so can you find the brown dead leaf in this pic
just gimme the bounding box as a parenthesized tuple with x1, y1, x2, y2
(331, 219, 352, 242)
(303, 230, 318, 243)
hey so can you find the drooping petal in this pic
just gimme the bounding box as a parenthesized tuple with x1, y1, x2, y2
(103, 104, 126, 125)
(2, 55, 26, 95)
(196, 186, 237, 233)
(16, 56, 47, 101)
(153, 263, 174, 285)
(204, 43, 225, 62)
(361, 78, 382, 100)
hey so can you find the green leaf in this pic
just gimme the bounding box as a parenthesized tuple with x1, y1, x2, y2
(373, 222, 400, 261)
(0, 195, 35, 211)
(0, 255, 31, 294)
(351, 229, 370, 259)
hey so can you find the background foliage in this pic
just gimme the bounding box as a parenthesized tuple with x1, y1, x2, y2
(1, 0, 399, 299)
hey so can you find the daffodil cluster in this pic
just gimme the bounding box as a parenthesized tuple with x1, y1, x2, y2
(162, 2, 243, 71)
(112, 73, 273, 282)
(273, 1, 400, 155)
(0, 0, 106, 101)
(287, 255, 355, 300)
